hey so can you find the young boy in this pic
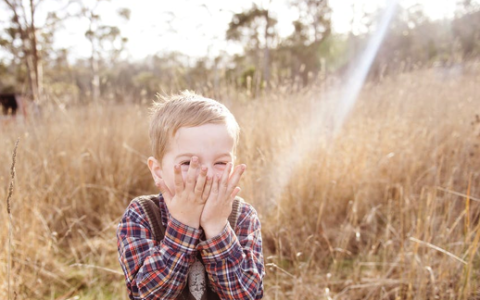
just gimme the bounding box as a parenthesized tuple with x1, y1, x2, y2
(117, 91, 265, 299)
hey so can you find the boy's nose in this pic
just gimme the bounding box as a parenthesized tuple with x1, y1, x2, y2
(196, 165, 214, 178)
(205, 166, 214, 178)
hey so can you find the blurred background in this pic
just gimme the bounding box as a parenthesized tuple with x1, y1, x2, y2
(0, 0, 478, 103)
(1, 0, 480, 299)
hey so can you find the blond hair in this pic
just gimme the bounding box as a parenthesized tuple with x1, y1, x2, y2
(149, 91, 239, 161)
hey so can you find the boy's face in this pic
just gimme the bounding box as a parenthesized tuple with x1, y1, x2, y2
(148, 123, 235, 195)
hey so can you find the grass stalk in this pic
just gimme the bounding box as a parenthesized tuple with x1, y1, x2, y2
(6, 138, 19, 300)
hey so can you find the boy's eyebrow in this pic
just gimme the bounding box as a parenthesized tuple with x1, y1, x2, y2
(175, 153, 196, 159)
(175, 153, 233, 159)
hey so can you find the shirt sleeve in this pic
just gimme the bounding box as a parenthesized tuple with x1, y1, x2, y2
(197, 202, 265, 300)
(117, 200, 202, 300)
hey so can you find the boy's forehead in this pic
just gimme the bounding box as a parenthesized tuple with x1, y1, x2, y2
(169, 124, 235, 151)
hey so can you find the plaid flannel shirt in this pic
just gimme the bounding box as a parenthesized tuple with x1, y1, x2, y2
(117, 194, 265, 299)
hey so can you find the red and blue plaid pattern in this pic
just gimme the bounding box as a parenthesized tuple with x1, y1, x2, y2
(117, 194, 265, 299)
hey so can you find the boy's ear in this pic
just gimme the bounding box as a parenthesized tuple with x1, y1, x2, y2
(147, 156, 163, 184)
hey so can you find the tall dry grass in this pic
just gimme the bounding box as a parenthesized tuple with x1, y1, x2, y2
(1, 66, 480, 299)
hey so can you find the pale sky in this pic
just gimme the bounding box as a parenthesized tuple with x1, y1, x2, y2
(1, 0, 460, 61)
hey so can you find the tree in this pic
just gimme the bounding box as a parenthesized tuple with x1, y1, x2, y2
(2, 0, 44, 102)
(226, 3, 277, 90)
(456, 0, 480, 16)
(289, 0, 331, 44)
(76, 0, 129, 101)
(1, 0, 75, 103)
(277, 0, 332, 86)
(452, 9, 480, 58)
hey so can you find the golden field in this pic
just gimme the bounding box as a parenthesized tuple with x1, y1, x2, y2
(1, 66, 480, 299)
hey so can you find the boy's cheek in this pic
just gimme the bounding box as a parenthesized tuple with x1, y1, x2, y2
(214, 165, 228, 176)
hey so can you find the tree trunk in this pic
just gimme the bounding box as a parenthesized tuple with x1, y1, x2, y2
(88, 26, 100, 101)
(3, 0, 39, 103)
(29, 0, 42, 101)
(90, 47, 100, 101)
(263, 10, 270, 89)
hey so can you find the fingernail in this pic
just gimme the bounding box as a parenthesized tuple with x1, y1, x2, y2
(192, 156, 198, 163)
(201, 165, 207, 172)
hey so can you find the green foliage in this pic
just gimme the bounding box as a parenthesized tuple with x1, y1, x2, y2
(453, 10, 480, 57)
(226, 4, 277, 44)
(240, 66, 256, 89)
(117, 8, 131, 21)
(133, 71, 159, 97)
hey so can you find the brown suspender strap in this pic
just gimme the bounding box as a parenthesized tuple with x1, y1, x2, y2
(228, 196, 243, 231)
(135, 195, 165, 242)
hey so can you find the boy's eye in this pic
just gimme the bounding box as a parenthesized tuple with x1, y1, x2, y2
(181, 161, 190, 166)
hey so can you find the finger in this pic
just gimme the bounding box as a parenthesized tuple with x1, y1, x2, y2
(157, 178, 173, 203)
(185, 156, 199, 192)
(226, 164, 246, 196)
(218, 162, 232, 196)
(173, 164, 184, 195)
(202, 175, 213, 202)
(230, 186, 241, 200)
(194, 165, 208, 201)
(209, 174, 220, 200)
